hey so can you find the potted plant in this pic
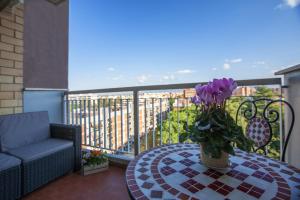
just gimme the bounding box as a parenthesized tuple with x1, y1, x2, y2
(82, 149, 109, 176)
(190, 78, 252, 169)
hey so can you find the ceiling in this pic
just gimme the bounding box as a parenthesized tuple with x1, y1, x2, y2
(46, 0, 67, 5)
(0, 0, 67, 11)
(0, 0, 12, 11)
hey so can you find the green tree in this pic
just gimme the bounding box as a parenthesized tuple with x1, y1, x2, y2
(150, 86, 282, 160)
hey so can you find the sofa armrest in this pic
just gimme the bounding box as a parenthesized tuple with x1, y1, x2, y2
(50, 124, 82, 171)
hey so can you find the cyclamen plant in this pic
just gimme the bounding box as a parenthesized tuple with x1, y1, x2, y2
(190, 78, 252, 158)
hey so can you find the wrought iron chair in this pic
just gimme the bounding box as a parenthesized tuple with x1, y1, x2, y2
(235, 98, 295, 162)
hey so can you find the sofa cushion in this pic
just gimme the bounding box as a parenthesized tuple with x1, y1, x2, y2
(0, 153, 21, 171)
(0, 111, 50, 151)
(8, 138, 73, 163)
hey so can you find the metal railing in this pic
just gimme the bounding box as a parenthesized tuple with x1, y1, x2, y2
(64, 78, 283, 157)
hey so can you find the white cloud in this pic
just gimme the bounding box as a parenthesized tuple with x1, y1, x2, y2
(276, 0, 300, 9)
(163, 75, 169, 80)
(226, 58, 243, 63)
(231, 58, 243, 63)
(223, 63, 231, 70)
(285, 0, 300, 7)
(107, 67, 115, 71)
(176, 69, 194, 74)
(222, 58, 241, 70)
(162, 74, 175, 80)
(137, 75, 150, 83)
(211, 67, 217, 71)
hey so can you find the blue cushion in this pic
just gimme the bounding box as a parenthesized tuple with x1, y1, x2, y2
(0, 111, 50, 151)
(8, 138, 73, 163)
(0, 153, 21, 171)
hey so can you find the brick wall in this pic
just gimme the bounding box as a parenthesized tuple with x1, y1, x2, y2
(0, 4, 24, 115)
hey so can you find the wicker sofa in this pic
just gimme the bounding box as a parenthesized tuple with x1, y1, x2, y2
(0, 111, 82, 198)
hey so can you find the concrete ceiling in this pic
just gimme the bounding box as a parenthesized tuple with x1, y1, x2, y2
(0, 0, 67, 12)
(0, 0, 12, 11)
(46, 0, 67, 5)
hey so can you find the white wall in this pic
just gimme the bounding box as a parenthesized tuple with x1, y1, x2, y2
(283, 71, 300, 168)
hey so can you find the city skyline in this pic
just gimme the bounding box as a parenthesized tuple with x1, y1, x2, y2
(69, 0, 300, 90)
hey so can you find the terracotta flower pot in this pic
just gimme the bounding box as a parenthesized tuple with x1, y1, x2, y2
(200, 144, 229, 169)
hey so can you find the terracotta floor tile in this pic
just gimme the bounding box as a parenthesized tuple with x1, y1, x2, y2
(24, 166, 131, 200)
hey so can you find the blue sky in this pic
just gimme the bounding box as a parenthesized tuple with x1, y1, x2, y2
(69, 0, 300, 90)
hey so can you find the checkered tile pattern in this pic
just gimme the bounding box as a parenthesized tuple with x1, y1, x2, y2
(246, 117, 271, 148)
(180, 179, 205, 193)
(126, 144, 300, 200)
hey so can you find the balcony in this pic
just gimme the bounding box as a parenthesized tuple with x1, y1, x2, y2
(22, 77, 297, 200)
(1, 1, 300, 200)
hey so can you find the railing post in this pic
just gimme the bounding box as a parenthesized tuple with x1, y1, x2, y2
(279, 86, 283, 159)
(134, 90, 140, 156)
(63, 93, 67, 124)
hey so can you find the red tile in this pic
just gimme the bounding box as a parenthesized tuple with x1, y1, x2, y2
(162, 157, 176, 165)
(248, 190, 262, 198)
(223, 185, 233, 192)
(277, 187, 290, 195)
(178, 193, 189, 200)
(280, 169, 294, 176)
(156, 178, 164, 184)
(129, 185, 139, 192)
(252, 187, 264, 194)
(214, 181, 224, 187)
(181, 181, 190, 189)
(187, 186, 198, 193)
(127, 180, 136, 185)
(187, 179, 197, 185)
(290, 176, 300, 183)
(168, 188, 179, 195)
(160, 166, 176, 176)
(138, 174, 150, 181)
(180, 158, 196, 166)
(161, 183, 171, 190)
(194, 183, 205, 190)
(276, 192, 290, 199)
(137, 167, 148, 173)
(178, 152, 193, 158)
(217, 188, 230, 196)
(208, 184, 219, 191)
(240, 182, 252, 189)
(132, 190, 144, 198)
(141, 182, 154, 189)
(150, 190, 163, 198)
(237, 185, 249, 193)
(277, 182, 290, 189)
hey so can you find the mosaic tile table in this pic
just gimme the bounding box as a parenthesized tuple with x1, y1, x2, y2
(126, 144, 300, 200)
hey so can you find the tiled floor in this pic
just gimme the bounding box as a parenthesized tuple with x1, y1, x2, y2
(24, 166, 131, 200)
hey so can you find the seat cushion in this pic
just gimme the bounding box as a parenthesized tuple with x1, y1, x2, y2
(0, 111, 50, 151)
(0, 153, 21, 171)
(8, 138, 73, 163)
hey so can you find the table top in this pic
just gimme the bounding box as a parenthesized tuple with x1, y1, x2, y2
(126, 143, 300, 200)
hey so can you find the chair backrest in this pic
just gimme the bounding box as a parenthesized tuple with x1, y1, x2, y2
(235, 98, 295, 162)
(0, 111, 50, 151)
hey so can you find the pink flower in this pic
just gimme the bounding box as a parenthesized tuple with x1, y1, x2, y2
(191, 95, 201, 105)
(192, 78, 237, 106)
